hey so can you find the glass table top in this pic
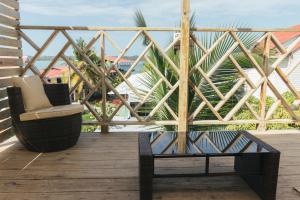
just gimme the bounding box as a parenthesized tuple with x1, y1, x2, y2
(149, 131, 270, 155)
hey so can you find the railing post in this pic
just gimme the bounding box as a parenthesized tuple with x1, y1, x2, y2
(100, 33, 109, 134)
(258, 33, 271, 131)
(178, 0, 190, 153)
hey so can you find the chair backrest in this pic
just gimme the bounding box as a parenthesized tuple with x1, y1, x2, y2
(7, 84, 71, 122)
(43, 84, 71, 106)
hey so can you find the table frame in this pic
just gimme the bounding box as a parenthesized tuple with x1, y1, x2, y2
(138, 131, 280, 200)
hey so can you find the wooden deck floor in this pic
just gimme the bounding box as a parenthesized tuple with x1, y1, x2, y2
(0, 132, 300, 200)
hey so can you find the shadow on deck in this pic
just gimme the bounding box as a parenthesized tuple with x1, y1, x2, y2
(0, 132, 300, 200)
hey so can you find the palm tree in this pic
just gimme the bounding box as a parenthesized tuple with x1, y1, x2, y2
(71, 38, 122, 101)
(70, 38, 102, 101)
(134, 10, 263, 131)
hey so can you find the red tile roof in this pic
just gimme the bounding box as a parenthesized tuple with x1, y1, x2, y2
(45, 67, 69, 78)
(271, 25, 300, 51)
(105, 56, 132, 63)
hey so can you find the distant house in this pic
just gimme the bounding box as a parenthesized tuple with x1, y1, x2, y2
(105, 56, 144, 74)
(105, 56, 134, 72)
(108, 72, 150, 117)
(247, 25, 300, 97)
(108, 72, 148, 103)
(44, 66, 70, 84)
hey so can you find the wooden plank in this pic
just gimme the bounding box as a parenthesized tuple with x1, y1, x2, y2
(0, 126, 13, 142)
(0, 77, 11, 88)
(0, 3, 20, 19)
(0, 36, 20, 47)
(0, 192, 139, 200)
(0, 97, 8, 108)
(0, 47, 22, 56)
(0, 67, 21, 77)
(0, 179, 138, 193)
(0, 26, 18, 38)
(0, 15, 18, 27)
(0, 88, 6, 98)
(0, 0, 19, 10)
(0, 117, 11, 130)
(0, 58, 22, 66)
(0, 108, 10, 121)
(178, 0, 190, 153)
(0, 133, 299, 200)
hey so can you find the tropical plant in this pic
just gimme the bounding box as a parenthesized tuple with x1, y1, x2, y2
(134, 10, 263, 131)
(70, 38, 102, 101)
(71, 38, 122, 101)
(227, 91, 300, 130)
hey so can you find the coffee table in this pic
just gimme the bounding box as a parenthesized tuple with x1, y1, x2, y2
(138, 131, 280, 200)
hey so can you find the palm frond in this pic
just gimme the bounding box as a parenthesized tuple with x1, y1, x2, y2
(134, 12, 262, 131)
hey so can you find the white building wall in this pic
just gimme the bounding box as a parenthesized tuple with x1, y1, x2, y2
(246, 49, 300, 98)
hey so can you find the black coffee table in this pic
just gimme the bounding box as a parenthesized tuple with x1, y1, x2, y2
(138, 131, 280, 200)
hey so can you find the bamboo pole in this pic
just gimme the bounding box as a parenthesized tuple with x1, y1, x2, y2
(100, 33, 109, 134)
(178, 0, 190, 154)
(257, 34, 270, 131)
(19, 25, 300, 32)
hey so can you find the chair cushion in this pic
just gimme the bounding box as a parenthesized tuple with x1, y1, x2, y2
(20, 104, 84, 121)
(12, 76, 52, 112)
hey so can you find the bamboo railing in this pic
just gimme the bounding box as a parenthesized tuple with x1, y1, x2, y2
(1, 0, 300, 138)
(16, 25, 300, 132)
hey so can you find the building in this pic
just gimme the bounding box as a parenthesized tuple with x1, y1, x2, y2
(105, 56, 134, 72)
(105, 56, 145, 74)
(247, 25, 300, 97)
(108, 72, 150, 117)
(44, 66, 70, 84)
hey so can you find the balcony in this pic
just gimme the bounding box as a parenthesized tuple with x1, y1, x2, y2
(1, 0, 300, 200)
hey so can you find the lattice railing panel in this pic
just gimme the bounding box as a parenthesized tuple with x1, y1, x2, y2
(19, 26, 300, 129)
(189, 30, 300, 125)
(19, 29, 181, 126)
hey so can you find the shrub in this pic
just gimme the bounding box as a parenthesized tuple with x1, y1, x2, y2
(227, 91, 300, 130)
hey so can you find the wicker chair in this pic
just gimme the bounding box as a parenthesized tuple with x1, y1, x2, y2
(7, 84, 82, 152)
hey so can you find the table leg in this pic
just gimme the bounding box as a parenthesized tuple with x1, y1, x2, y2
(139, 154, 154, 200)
(234, 153, 280, 200)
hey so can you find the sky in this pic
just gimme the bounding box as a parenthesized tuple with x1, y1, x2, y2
(20, 0, 300, 56)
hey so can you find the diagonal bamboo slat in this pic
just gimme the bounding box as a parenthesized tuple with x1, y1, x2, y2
(17, 25, 300, 131)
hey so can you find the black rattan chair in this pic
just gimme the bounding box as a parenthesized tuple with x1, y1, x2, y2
(7, 84, 82, 152)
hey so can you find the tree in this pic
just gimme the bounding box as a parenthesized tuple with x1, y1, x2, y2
(70, 38, 122, 101)
(70, 38, 102, 101)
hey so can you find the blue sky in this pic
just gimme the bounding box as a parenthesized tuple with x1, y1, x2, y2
(20, 0, 300, 56)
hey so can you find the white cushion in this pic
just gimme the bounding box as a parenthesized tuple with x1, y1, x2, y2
(12, 76, 52, 112)
(20, 104, 84, 121)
